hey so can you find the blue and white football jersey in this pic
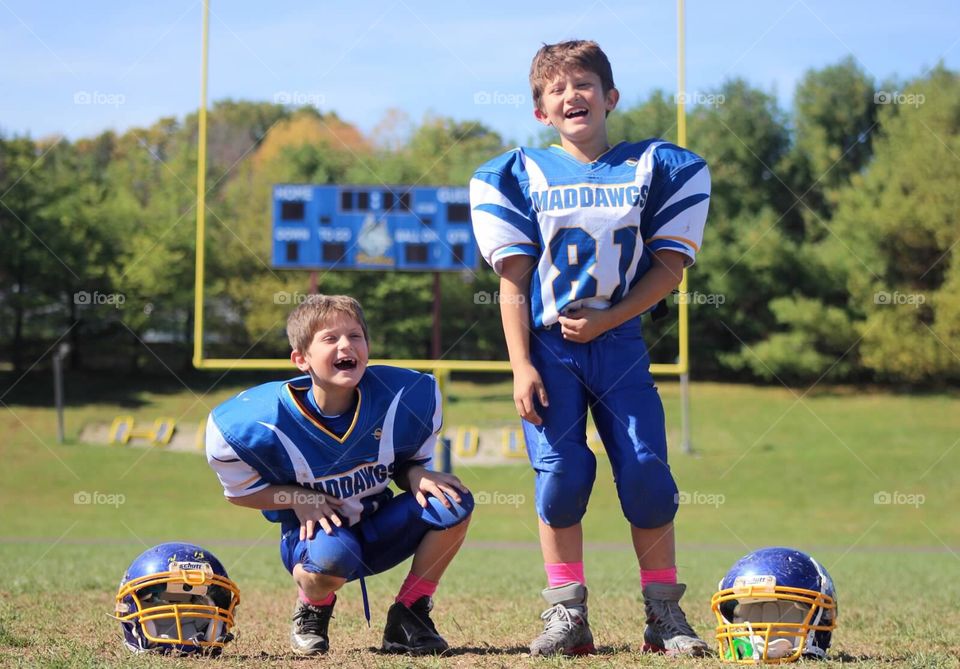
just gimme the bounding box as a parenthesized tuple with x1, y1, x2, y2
(470, 140, 710, 327)
(206, 366, 441, 527)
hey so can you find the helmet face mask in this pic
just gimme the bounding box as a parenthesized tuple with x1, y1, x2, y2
(114, 543, 240, 655)
(711, 548, 837, 663)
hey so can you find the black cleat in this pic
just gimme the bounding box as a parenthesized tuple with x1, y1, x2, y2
(381, 596, 449, 655)
(290, 596, 335, 656)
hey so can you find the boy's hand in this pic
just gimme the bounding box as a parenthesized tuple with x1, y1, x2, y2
(292, 493, 345, 540)
(407, 465, 469, 509)
(558, 307, 615, 344)
(513, 361, 549, 425)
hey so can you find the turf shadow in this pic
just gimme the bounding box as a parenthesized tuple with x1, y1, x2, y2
(367, 643, 636, 657)
(830, 650, 906, 663)
(368, 644, 530, 657)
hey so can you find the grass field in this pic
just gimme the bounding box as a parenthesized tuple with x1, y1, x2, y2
(1, 371, 959, 667)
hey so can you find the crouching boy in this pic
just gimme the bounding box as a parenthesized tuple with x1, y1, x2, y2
(206, 294, 473, 655)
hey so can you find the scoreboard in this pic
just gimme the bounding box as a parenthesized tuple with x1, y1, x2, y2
(271, 184, 478, 271)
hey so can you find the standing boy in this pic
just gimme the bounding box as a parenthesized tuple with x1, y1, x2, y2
(470, 40, 710, 656)
(206, 295, 473, 655)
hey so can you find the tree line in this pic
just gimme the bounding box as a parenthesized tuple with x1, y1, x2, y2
(1, 58, 957, 386)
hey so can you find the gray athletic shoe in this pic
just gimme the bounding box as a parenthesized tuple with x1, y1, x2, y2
(290, 596, 335, 655)
(529, 582, 595, 656)
(642, 582, 709, 656)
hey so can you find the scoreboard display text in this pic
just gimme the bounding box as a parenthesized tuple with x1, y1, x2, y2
(272, 184, 478, 271)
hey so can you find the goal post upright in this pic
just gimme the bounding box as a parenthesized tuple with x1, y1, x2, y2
(193, 0, 210, 370)
(677, 0, 694, 454)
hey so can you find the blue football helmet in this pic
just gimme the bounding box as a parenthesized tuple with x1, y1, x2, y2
(113, 542, 240, 655)
(711, 547, 837, 663)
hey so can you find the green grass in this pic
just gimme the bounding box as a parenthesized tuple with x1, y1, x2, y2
(1, 372, 959, 666)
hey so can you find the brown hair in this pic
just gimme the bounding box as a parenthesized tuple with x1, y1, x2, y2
(529, 40, 615, 112)
(286, 294, 369, 352)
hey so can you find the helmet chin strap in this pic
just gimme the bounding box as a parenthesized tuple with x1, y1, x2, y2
(803, 605, 826, 657)
(744, 622, 761, 662)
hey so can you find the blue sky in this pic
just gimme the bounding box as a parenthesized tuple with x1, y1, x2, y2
(1, 0, 956, 145)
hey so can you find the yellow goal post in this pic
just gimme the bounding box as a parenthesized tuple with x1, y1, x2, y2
(191, 0, 695, 452)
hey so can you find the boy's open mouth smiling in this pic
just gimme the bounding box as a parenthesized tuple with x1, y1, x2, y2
(334, 357, 357, 370)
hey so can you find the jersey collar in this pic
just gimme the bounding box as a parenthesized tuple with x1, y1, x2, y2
(283, 380, 362, 444)
(548, 141, 625, 166)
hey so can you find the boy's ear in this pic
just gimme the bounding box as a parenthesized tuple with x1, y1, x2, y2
(533, 106, 552, 126)
(290, 349, 310, 372)
(605, 87, 620, 113)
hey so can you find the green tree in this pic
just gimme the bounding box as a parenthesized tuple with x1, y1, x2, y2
(674, 81, 797, 377)
(687, 79, 791, 223)
(788, 57, 878, 232)
(827, 65, 960, 383)
(606, 90, 678, 145)
(0, 136, 113, 371)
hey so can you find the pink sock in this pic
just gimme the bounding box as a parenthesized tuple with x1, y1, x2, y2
(545, 562, 585, 588)
(640, 566, 677, 588)
(396, 573, 438, 607)
(299, 589, 335, 606)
